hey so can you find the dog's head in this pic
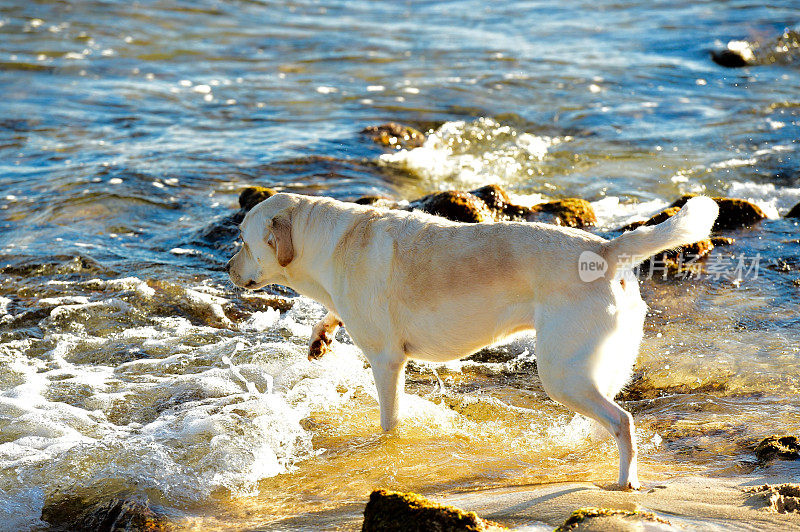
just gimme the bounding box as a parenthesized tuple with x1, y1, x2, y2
(227, 192, 297, 290)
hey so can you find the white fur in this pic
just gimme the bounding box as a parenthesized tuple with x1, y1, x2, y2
(227, 193, 718, 489)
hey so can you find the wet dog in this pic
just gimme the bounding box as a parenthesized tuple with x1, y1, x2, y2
(227, 192, 718, 489)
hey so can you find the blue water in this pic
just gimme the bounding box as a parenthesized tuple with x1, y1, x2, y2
(1, 1, 799, 529)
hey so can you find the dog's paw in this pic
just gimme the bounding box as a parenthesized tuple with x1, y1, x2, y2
(625, 479, 641, 491)
(308, 334, 333, 360)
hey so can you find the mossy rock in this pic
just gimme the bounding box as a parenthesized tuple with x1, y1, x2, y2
(469, 184, 533, 221)
(669, 195, 766, 231)
(556, 507, 670, 531)
(362, 489, 505, 532)
(410, 190, 495, 223)
(239, 186, 277, 211)
(527, 198, 597, 228)
(42, 497, 168, 532)
(619, 206, 682, 232)
(617, 203, 740, 275)
(754, 435, 800, 462)
(640, 238, 715, 276)
(363, 123, 426, 150)
(354, 195, 401, 209)
(786, 202, 800, 218)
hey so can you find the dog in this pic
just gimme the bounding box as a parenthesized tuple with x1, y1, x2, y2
(227, 192, 718, 489)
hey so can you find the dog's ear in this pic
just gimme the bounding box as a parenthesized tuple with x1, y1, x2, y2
(267, 213, 294, 267)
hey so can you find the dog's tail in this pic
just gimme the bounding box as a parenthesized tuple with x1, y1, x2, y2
(602, 196, 719, 275)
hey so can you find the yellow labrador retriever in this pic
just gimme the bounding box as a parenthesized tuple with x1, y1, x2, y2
(227, 192, 718, 489)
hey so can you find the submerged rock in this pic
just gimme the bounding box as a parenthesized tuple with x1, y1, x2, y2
(409, 190, 495, 223)
(754, 435, 800, 462)
(239, 186, 277, 212)
(42, 496, 168, 532)
(361, 489, 505, 532)
(745, 484, 800, 514)
(786, 202, 800, 218)
(669, 195, 766, 231)
(363, 123, 426, 150)
(555, 507, 671, 531)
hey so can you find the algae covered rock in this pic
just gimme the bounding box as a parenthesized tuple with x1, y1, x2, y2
(362, 489, 505, 532)
(619, 206, 681, 232)
(363, 122, 426, 150)
(616, 200, 745, 275)
(354, 195, 401, 209)
(754, 435, 799, 462)
(641, 239, 715, 276)
(239, 186, 277, 212)
(556, 507, 671, 531)
(410, 190, 495, 223)
(469, 184, 536, 221)
(526, 198, 597, 228)
(669, 195, 766, 231)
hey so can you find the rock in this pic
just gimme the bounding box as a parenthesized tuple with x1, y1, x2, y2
(641, 239, 715, 275)
(469, 184, 533, 221)
(526, 198, 597, 228)
(619, 207, 681, 232)
(239, 186, 277, 212)
(410, 190, 495, 223)
(711, 30, 800, 68)
(361, 489, 505, 532)
(786, 202, 800, 218)
(711, 48, 751, 68)
(555, 507, 671, 531)
(745, 484, 800, 514)
(354, 195, 401, 209)
(710, 236, 735, 246)
(754, 435, 799, 462)
(42, 497, 168, 532)
(363, 123, 426, 150)
(237, 292, 294, 313)
(616, 202, 743, 275)
(669, 195, 766, 231)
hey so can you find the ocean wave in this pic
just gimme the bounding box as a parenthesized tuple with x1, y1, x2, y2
(378, 118, 567, 188)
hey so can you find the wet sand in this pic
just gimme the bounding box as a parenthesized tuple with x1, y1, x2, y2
(274, 467, 800, 531)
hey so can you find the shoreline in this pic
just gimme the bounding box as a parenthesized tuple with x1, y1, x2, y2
(242, 465, 800, 531)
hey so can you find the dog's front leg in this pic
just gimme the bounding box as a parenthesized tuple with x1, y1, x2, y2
(369, 356, 407, 432)
(308, 311, 343, 360)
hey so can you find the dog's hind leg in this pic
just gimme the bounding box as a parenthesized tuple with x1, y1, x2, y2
(308, 311, 343, 360)
(369, 354, 407, 432)
(535, 301, 641, 489)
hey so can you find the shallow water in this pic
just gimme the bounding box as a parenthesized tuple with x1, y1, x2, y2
(1, 0, 799, 529)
